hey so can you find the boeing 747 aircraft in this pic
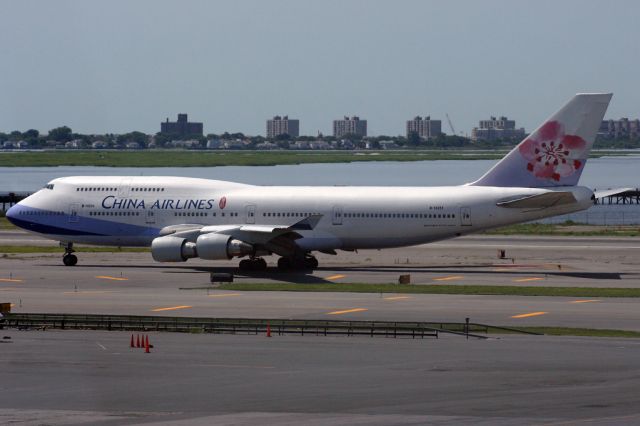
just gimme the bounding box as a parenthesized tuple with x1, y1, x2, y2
(6, 93, 612, 271)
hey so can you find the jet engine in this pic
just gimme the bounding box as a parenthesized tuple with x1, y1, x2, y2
(151, 236, 197, 262)
(151, 234, 254, 262)
(196, 233, 254, 260)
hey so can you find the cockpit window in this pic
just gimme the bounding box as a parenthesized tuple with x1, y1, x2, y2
(44, 184, 54, 190)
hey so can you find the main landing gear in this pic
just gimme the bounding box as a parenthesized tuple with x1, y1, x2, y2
(277, 255, 318, 271)
(62, 242, 77, 266)
(238, 257, 268, 272)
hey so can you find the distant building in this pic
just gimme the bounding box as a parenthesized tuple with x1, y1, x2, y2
(599, 118, 640, 139)
(333, 116, 367, 138)
(160, 113, 203, 136)
(471, 116, 525, 142)
(266, 115, 299, 138)
(406, 116, 442, 140)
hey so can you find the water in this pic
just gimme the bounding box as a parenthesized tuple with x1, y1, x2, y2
(1, 156, 639, 191)
(2, 156, 639, 224)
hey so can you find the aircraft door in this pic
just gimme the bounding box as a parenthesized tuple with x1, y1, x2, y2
(460, 207, 472, 226)
(68, 203, 80, 223)
(245, 204, 256, 224)
(118, 178, 132, 198)
(332, 205, 343, 225)
(145, 209, 156, 224)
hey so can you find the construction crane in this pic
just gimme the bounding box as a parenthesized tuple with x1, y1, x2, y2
(445, 113, 456, 135)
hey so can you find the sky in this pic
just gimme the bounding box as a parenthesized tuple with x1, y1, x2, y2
(1, 0, 639, 137)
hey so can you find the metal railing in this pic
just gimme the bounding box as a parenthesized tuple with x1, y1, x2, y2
(4, 313, 541, 339)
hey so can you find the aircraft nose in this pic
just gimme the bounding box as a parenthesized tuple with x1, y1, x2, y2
(5, 203, 20, 225)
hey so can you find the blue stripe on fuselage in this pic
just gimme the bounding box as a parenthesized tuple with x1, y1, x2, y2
(6, 204, 159, 237)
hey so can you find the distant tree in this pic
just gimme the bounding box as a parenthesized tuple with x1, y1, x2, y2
(275, 133, 291, 141)
(407, 131, 421, 146)
(48, 126, 73, 142)
(117, 131, 149, 146)
(23, 129, 39, 139)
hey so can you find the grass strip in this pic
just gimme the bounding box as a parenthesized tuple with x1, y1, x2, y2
(485, 223, 640, 237)
(0, 245, 149, 254)
(216, 283, 640, 298)
(0, 150, 505, 167)
(497, 326, 640, 338)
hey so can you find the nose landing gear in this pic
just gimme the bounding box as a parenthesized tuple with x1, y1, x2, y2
(62, 242, 77, 266)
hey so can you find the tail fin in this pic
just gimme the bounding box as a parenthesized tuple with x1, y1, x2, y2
(471, 93, 612, 188)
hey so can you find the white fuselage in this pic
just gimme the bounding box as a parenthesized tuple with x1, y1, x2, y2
(9, 176, 594, 251)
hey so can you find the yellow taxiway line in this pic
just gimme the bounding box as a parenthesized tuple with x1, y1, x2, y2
(95, 275, 129, 281)
(63, 291, 115, 295)
(326, 308, 368, 315)
(326, 274, 346, 280)
(0, 278, 23, 283)
(152, 305, 193, 312)
(433, 275, 463, 282)
(513, 277, 545, 283)
(208, 293, 242, 298)
(570, 299, 600, 304)
(384, 296, 411, 301)
(511, 311, 548, 319)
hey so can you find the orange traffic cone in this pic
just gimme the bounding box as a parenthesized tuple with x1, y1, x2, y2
(130, 334, 134, 348)
(266, 323, 271, 338)
(144, 335, 150, 353)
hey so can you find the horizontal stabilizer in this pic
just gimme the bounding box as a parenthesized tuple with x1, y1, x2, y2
(496, 191, 577, 209)
(593, 188, 635, 199)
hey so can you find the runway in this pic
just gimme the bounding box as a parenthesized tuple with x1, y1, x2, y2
(2, 232, 640, 330)
(3, 232, 640, 424)
(2, 330, 640, 425)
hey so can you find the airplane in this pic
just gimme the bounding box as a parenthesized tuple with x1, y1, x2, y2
(6, 93, 612, 271)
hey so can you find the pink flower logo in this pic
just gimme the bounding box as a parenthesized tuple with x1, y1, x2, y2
(518, 121, 586, 182)
(219, 196, 227, 209)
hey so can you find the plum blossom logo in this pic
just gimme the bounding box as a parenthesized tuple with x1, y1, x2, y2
(219, 196, 227, 209)
(518, 121, 586, 181)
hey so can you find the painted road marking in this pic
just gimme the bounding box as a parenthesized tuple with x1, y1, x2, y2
(434, 275, 463, 282)
(493, 268, 512, 272)
(96, 343, 107, 351)
(0, 278, 23, 283)
(570, 299, 601, 304)
(326, 274, 346, 280)
(96, 275, 129, 281)
(511, 311, 548, 319)
(198, 363, 275, 369)
(208, 293, 242, 298)
(152, 305, 192, 312)
(63, 290, 115, 294)
(513, 277, 545, 283)
(384, 296, 411, 301)
(327, 308, 368, 315)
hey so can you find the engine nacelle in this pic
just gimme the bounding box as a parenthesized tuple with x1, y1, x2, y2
(196, 233, 254, 260)
(151, 236, 197, 262)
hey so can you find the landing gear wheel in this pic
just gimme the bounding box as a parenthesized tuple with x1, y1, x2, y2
(239, 258, 268, 271)
(63, 254, 78, 266)
(277, 257, 292, 271)
(304, 256, 319, 269)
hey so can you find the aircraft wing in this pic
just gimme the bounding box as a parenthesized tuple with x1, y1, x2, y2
(157, 214, 323, 256)
(496, 191, 577, 209)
